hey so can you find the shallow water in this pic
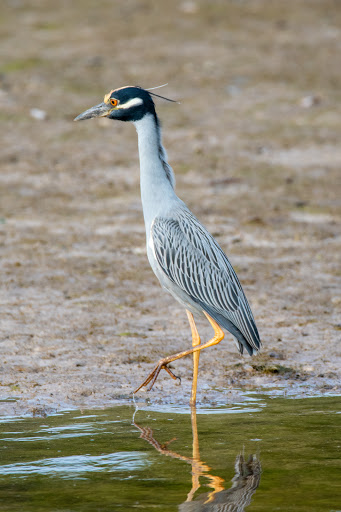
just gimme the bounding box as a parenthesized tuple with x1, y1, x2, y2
(0, 395, 340, 511)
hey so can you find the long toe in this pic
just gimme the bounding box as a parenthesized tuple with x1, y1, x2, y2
(147, 364, 163, 391)
(163, 365, 180, 381)
(134, 372, 156, 393)
(135, 361, 181, 394)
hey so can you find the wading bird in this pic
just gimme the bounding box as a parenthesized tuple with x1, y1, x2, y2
(75, 86, 261, 406)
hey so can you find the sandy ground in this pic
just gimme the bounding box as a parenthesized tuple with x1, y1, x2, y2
(0, 0, 340, 416)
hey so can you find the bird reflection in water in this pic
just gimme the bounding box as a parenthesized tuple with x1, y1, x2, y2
(133, 408, 261, 511)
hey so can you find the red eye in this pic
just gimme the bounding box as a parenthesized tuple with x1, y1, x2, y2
(110, 98, 118, 107)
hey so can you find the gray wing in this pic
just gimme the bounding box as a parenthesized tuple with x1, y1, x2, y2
(151, 209, 261, 355)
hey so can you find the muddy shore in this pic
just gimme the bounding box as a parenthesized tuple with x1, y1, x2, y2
(0, 0, 340, 416)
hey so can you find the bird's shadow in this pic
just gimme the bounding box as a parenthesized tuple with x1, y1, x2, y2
(132, 407, 261, 511)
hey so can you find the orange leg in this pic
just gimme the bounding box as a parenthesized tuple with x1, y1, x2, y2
(134, 312, 224, 396)
(186, 311, 201, 407)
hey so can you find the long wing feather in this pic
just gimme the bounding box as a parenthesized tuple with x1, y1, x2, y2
(151, 209, 261, 354)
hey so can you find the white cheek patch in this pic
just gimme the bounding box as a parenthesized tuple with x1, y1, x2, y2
(118, 97, 143, 110)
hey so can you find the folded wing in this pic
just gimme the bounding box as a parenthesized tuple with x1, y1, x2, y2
(151, 210, 261, 355)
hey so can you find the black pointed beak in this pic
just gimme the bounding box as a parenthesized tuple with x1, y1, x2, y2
(74, 102, 111, 121)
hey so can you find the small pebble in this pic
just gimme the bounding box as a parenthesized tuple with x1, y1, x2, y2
(269, 352, 284, 360)
(30, 108, 47, 120)
(302, 365, 314, 372)
(299, 95, 321, 108)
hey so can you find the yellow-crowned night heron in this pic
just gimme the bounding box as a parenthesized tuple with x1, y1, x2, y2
(74, 86, 261, 406)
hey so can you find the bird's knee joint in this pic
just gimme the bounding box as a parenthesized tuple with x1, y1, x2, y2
(213, 332, 224, 345)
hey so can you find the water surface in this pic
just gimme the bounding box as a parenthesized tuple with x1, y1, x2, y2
(0, 395, 340, 511)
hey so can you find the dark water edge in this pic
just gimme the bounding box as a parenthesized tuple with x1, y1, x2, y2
(0, 394, 340, 511)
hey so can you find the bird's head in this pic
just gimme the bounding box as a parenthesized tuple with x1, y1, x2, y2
(74, 86, 156, 123)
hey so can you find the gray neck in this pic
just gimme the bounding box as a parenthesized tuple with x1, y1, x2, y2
(134, 113, 176, 229)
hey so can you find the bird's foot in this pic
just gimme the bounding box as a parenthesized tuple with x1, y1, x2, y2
(134, 361, 180, 394)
